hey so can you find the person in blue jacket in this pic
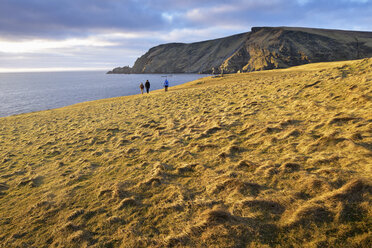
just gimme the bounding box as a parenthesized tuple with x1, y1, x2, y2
(164, 79, 169, 92)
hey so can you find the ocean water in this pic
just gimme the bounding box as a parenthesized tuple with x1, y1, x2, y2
(0, 71, 210, 117)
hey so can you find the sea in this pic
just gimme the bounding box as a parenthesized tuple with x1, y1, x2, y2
(0, 71, 210, 117)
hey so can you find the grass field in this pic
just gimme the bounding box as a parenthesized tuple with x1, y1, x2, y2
(0, 58, 371, 247)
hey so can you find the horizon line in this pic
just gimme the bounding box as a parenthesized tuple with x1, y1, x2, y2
(0, 67, 111, 73)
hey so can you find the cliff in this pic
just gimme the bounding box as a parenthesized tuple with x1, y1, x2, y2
(106, 66, 131, 74)
(107, 27, 372, 74)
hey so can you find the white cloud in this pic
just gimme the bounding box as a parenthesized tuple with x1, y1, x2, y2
(0, 37, 116, 54)
(161, 12, 175, 22)
(165, 26, 246, 43)
(0, 67, 109, 73)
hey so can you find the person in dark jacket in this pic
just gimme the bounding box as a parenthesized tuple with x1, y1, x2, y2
(145, 80, 150, 94)
(139, 82, 144, 94)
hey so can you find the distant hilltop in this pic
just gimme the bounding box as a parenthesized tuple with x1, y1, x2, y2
(107, 26, 372, 74)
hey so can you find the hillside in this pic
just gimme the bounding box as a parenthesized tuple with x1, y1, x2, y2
(108, 27, 372, 74)
(1, 59, 371, 247)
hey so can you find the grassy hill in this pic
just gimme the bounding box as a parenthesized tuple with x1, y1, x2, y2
(1, 59, 371, 247)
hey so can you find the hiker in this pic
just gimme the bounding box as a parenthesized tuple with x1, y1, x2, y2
(164, 79, 169, 92)
(139, 82, 144, 94)
(145, 80, 150, 94)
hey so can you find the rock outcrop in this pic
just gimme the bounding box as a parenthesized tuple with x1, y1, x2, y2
(107, 27, 372, 74)
(106, 66, 132, 74)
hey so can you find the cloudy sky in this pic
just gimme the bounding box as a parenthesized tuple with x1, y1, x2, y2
(0, 0, 371, 72)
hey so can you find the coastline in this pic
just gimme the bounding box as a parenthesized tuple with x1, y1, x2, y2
(0, 73, 210, 118)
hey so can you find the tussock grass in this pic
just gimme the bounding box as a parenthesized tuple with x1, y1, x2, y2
(0, 58, 371, 247)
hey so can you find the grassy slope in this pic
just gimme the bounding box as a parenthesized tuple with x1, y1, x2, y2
(0, 59, 371, 248)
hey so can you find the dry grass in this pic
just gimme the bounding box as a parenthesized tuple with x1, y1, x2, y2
(0, 58, 371, 247)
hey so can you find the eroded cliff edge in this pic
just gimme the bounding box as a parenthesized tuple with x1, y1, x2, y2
(107, 27, 372, 74)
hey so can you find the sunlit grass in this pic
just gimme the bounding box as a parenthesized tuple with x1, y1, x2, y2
(0, 58, 371, 247)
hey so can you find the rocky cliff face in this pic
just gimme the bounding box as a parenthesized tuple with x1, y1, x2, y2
(108, 27, 372, 74)
(106, 66, 131, 74)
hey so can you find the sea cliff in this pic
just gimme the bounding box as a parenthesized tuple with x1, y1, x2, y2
(108, 27, 372, 74)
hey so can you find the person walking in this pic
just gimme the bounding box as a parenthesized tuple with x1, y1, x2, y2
(145, 80, 150, 94)
(164, 79, 169, 92)
(139, 82, 144, 94)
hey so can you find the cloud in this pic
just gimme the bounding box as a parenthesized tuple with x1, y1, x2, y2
(0, 37, 116, 54)
(166, 27, 246, 43)
(0, 44, 144, 71)
(179, 0, 372, 30)
(0, 0, 168, 39)
(1, 0, 370, 40)
(0, 0, 370, 71)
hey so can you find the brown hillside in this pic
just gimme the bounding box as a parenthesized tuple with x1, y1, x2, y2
(1, 59, 371, 247)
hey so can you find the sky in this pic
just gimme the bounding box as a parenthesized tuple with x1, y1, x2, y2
(0, 0, 371, 72)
